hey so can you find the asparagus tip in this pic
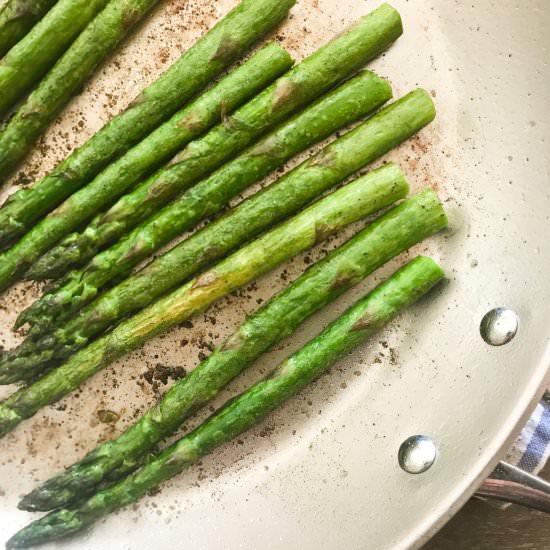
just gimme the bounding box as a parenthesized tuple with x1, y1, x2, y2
(17, 494, 40, 512)
(0, 406, 22, 438)
(7, 527, 43, 548)
(6, 524, 42, 549)
(13, 312, 27, 330)
(6, 509, 84, 548)
(17, 485, 61, 512)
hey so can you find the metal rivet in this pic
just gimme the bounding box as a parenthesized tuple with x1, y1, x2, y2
(480, 307, 519, 346)
(398, 435, 437, 474)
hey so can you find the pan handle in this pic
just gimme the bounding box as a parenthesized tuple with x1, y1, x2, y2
(475, 461, 550, 513)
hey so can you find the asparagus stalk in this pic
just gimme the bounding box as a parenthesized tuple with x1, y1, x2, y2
(0, 0, 299, 241)
(22, 77, 405, 336)
(0, 0, 166, 178)
(22, 89, 435, 332)
(0, 181, 448, 434)
(0, 0, 57, 58)
(18, 185, 448, 512)
(8, 257, 445, 546)
(15, 39, 293, 282)
(0, 4, 403, 293)
(9, 161, 406, 382)
(0, 0, 110, 118)
(4, 162, 405, 385)
(10, 89, 435, 379)
(27, 68, 388, 283)
(0, 4, 404, 292)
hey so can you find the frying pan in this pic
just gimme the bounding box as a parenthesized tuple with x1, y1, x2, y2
(0, 0, 549, 548)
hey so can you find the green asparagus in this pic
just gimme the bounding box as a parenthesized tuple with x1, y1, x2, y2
(21, 76, 408, 337)
(14, 39, 294, 282)
(0, 0, 109, 117)
(0, 0, 298, 242)
(26, 68, 388, 283)
(0, 0, 57, 58)
(9, 161, 406, 381)
(10, 89, 435, 379)
(0, 4, 404, 291)
(8, 257, 445, 546)
(0, 181, 447, 433)
(18, 185, 447, 512)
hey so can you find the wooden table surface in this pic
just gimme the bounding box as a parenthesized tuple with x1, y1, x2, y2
(425, 461, 550, 549)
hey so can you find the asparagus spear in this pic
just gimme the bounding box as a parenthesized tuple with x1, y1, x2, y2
(0, 4, 404, 292)
(22, 88, 433, 335)
(0, 4, 403, 291)
(22, 77, 405, 335)
(4, 162, 405, 384)
(0, 0, 110, 118)
(0, 0, 167, 179)
(8, 257, 445, 546)
(0, 180, 447, 434)
(19, 185, 447, 512)
(26, 68, 387, 283)
(10, 89, 435, 379)
(9, 161, 406, 381)
(14, 39, 293, 282)
(0, 0, 57, 58)
(0, 0, 299, 241)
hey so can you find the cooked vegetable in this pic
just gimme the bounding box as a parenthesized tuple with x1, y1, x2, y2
(0, 0, 57, 58)
(0, 0, 298, 243)
(22, 77, 412, 338)
(7, 160, 406, 380)
(27, 69, 390, 282)
(17, 39, 294, 280)
(8, 256, 445, 546)
(0, 176, 444, 433)
(0, 0, 109, 118)
(0, 2, 403, 293)
(19, 185, 447, 511)
(0, 3, 403, 291)
(10, 89, 435, 379)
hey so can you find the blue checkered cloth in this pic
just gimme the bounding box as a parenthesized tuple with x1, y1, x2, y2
(506, 392, 550, 475)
